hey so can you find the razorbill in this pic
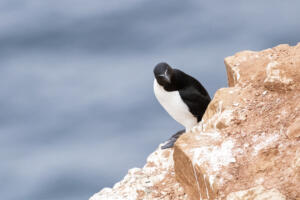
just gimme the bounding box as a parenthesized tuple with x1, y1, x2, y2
(153, 62, 211, 149)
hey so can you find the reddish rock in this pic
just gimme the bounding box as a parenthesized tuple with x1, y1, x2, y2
(174, 43, 300, 200)
(287, 117, 300, 139)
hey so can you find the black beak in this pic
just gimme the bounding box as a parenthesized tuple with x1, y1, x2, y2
(158, 70, 171, 83)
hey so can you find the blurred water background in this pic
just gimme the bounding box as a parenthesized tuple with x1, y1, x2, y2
(1, 1, 300, 199)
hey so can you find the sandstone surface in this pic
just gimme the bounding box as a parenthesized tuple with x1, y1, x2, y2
(90, 43, 300, 200)
(174, 43, 300, 200)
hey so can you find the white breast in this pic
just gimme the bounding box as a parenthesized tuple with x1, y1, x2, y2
(153, 79, 197, 130)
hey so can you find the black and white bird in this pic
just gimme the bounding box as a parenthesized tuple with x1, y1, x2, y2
(153, 62, 211, 149)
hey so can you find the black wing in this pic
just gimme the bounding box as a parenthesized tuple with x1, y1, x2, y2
(174, 69, 211, 122)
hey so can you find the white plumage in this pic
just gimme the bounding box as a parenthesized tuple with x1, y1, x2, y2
(153, 79, 197, 131)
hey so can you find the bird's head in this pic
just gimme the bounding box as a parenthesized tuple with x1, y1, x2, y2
(153, 62, 173, 87)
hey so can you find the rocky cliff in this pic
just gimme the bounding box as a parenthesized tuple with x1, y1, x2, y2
(90, 43, 300, 200)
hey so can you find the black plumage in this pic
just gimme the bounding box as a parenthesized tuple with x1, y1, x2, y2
(153, 62, 211, 149)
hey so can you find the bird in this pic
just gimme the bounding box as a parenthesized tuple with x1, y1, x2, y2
(153, 62, 211, 149)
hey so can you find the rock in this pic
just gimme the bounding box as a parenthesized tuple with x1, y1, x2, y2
(226, 185, 286, 200)
(224, 44, 300, 91)
(89, 144, 188, 200)
(287, 117, 300, 139)
(174, 43, 300, 200)
(201, 87, 240, 131)
(90, 43, 300, 200)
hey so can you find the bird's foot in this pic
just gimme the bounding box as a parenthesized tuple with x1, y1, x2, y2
(161, 129, 185, 149)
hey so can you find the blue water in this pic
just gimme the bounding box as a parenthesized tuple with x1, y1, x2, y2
(1, 1, 300, 199)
